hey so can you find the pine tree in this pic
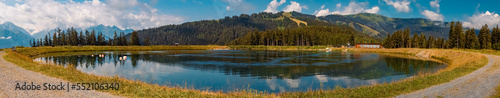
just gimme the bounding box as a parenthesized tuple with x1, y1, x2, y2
(120, 32, 127, 46)
(85, 30, 91, 45)
(61, 31, 66, 46)
(90, 30, 96, 45)
(412, 33, 420, 48)
(52, 31, 58, 46)
(448, 21, 456, 48)
(29, 39, 33, 47)
(113, 32, 118, 46)
(130, 31, 139, 45)
(479, 24, 491, 49)
(383, 33, 391, 48)
(492, 25, 500, 46)
(454, 21, 464, 48)
(404, 27, 411, 48)
(428, 36, 435, 48)
(420, 33, 426, 48)
(465, 29, 475, 49)
(48, 33, 52, 46)
(143, 36, 150, 46)
(79, 31, 84, 45)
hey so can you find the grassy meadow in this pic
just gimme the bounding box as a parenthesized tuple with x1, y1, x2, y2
(2, 46, 493, 97)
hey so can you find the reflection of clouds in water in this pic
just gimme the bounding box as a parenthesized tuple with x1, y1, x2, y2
(265, 75, 403, 92)
(330, 76, 378, 87)
(79, 60, 185, 82)
(265, 79, 277, 90)
(326, 75, 408, 88)
(41, 50, 442, 93)
(284, 79, 300, 88)
(265, 79, 286, 92)
(315, 75, 328, 82)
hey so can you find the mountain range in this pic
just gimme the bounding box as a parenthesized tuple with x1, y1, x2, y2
(291, 12, 450, 39)
(131, 12, 451, 45)
(0, 22, 133, 48)
(0, 22, 34, 48)
(1, 12, 455, 48)
(32, 24, 133, 39)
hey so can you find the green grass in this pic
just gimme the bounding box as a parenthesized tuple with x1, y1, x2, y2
(3, 46, 491, 97)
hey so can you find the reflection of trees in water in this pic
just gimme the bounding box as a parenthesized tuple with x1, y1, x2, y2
(384, 57, 441, 75)
(42, 54, 131, 69)
(41, 51, 443, 80)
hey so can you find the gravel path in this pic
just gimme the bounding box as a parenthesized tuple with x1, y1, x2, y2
(397, 54, 500, 98)
(0, 51, 121, 98)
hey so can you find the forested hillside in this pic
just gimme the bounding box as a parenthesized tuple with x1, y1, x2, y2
(132, 12, 346, 45)
(291, 12, 449, 39)
(382, 22, 500, 50)
(228, 26, 378, 46)
(132, 11, 452, 46)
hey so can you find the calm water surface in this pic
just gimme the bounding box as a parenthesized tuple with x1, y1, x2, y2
(36, 50, 445, 93)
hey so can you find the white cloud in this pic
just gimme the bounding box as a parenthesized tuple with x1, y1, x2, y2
(336, 3, 341, 9)
(0, 36, 11, 39)
(314, 2, 379, 17)
(463, 11, 500, 29)
(421, 10, 444, 21)
(283, 1, 305, 12)
(264, 0, 286, 13)
(314, 7, 332, 17)
(226, 6, 231, 11)
(106, 0, 138, 10)
(0, 0, 184, 35)
(430, 0, 440, 12)
(383, 0, 411, 13)
(364, 6, 380, 13)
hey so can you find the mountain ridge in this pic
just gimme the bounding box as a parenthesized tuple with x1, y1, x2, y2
(32, 25, 134, 39)
(130, 12, 451, 45)
(0, 22, 34, 48)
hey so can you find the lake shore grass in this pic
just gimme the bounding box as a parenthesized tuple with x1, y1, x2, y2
(16, 45, 228, 57)
(3, 46, 490, 97)
(228, 45, 333, 51)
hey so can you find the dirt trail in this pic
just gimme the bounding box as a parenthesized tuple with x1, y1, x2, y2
(0, 51, 121, 97)
(397, 54, 500, 98)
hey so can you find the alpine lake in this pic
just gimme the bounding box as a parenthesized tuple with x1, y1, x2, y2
(35, 50, 446, 93)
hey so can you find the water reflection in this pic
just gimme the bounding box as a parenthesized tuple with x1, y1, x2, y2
(36, 50, 445, 93)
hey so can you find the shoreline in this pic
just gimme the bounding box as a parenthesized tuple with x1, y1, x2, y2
(2, 46, 490, 97)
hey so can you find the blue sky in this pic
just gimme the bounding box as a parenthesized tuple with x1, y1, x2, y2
(142, 0, 496, 22)
(0, 0, 499, 34)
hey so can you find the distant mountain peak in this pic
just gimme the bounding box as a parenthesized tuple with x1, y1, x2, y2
(0, 22, 30, 35)
(32, 24, 134, 39)
(0, 22, 33, 48)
